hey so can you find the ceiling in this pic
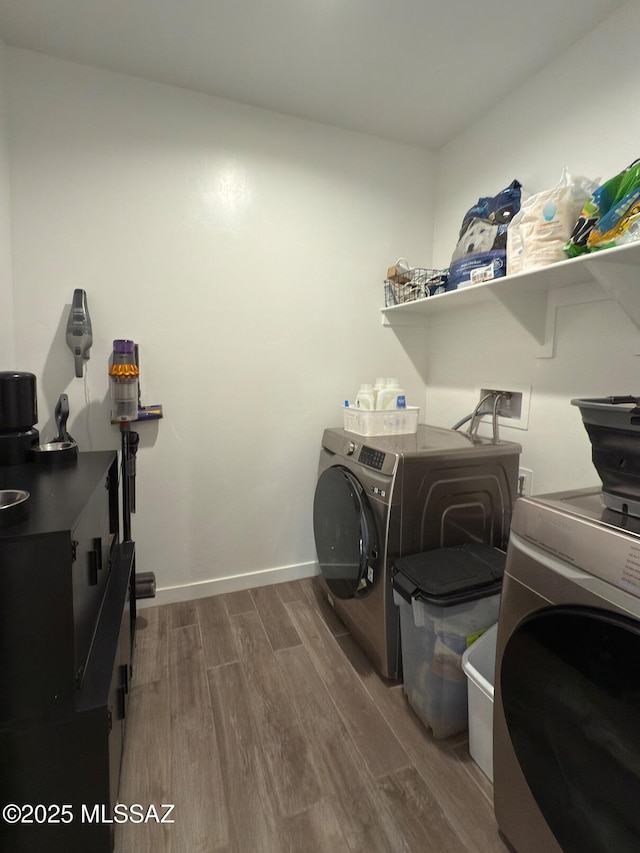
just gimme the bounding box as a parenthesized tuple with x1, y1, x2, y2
(0, 0, 627, 149)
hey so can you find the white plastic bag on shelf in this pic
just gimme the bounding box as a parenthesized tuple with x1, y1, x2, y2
(507, 168, 599, 274)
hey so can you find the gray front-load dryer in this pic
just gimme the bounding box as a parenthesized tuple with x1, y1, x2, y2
(495, 489, 640, 853)
(312, 425, 520, 680)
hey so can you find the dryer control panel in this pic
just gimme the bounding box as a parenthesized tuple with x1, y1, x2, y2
(359, 446, 386, 470)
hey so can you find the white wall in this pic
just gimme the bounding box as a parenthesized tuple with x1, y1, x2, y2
(0, 38, 14, 365)
(7, 1, 637, 600)
(422, 0, 640, 496)
(6, 50, 435, 601)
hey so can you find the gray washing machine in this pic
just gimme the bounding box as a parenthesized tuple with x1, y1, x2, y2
(312, 425, 520, 680)
(494, 489, 640, 853)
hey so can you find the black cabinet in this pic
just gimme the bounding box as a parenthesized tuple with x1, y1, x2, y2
(0, 452, 135, 853)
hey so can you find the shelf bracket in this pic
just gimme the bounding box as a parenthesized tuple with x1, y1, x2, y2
(538, 292, 559, 359)
(586, 257, 640, 333)
(536, 283, 611, 359)
(490, 288, 548, 347)
(381, 311, 428, 328)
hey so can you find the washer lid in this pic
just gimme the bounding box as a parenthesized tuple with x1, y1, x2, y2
(392, 544, 505, 606)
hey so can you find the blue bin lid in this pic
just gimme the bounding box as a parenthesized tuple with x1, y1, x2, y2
(392, 543, 505, 606)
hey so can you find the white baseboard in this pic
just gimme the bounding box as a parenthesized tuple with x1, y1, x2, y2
(136, 560, 320, 609)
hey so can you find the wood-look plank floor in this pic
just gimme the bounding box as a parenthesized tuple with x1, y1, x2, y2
(115, 577, 508, 853)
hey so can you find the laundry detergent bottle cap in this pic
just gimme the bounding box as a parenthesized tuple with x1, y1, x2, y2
(355, 383, 374, 410)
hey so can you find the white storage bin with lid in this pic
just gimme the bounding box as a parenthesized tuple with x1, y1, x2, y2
(392, 544, 504, 740)
(462, 621, 498, 781)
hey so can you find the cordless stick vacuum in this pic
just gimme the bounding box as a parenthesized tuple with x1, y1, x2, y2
(66, 289, 93, 377)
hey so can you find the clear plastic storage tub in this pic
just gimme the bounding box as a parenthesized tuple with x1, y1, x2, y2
(392, 544, 504, 739)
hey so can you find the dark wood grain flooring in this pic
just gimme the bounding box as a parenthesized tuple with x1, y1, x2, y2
(115, 577, 508, 852)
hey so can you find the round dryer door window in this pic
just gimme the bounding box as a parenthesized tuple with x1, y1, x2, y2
(313, 466, 378, 600)
(501, 606, 640, 853)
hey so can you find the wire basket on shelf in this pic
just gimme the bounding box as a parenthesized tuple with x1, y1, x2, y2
(384, 268, 449, 307)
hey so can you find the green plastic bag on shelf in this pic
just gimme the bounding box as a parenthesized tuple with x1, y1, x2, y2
(564, 158, 640, 257)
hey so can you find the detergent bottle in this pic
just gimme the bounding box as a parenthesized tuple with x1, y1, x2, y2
(373, 377, 386, 409)
(378, 378, 406, 410)
(355, 384, 374, 410)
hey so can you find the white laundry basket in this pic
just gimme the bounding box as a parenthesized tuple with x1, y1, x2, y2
(462, 621, 498, 781)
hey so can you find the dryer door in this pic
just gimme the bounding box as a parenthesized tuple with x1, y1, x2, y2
(313, 466, 378, 600)
(501, 606, 640, 853)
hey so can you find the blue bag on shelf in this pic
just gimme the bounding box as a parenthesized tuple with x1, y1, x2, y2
(448, 180, 522, 291)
